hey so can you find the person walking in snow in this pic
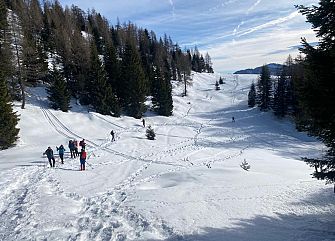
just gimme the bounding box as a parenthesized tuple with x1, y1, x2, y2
(79, 139, 86, 151)
(44, 146, 55, 168)
(80, 149, 87, 171)
(73, 139, 79, 157)
(110, 130, 115, 141)
(56, 144, 66, 164)
(68, 140, 75, 158)
(232, 116, 235, 123)
(142, 119, 145, 127)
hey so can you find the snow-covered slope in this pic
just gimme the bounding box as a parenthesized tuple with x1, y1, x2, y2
(0, 73, 334, 241)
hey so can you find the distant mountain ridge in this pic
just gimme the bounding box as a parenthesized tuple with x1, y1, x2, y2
(234, 63, 283, 75)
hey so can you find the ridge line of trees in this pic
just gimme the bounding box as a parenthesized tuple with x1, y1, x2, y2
(0, 0, 214, 149)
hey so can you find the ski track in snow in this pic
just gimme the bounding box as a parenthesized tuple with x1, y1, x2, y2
(1, 73, 333, 240)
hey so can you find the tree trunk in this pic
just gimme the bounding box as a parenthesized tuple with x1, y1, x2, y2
(183, 72, 187, 96)
(12, 25, 25, 109)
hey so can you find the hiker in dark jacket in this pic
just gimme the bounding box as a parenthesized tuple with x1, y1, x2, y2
(44, 146, 55, 167)
(73, 140, 79, 157)
(110, 130, 115, 141)
(56, 145, 66, 164)
(80, 149, 87, 171)
(68, 140, 75, 158)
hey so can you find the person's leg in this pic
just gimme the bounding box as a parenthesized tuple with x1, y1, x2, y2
(48, 158, 52, 167)
(52, 157, 55, 167)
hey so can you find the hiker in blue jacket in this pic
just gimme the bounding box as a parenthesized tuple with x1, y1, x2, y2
(43, 146, 55, 168)
(56, 144, 66, 164)
(68, 140, 75, 158)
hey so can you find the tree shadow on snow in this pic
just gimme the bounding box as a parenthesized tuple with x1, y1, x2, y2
(194, 104, 320, 160)
(145, 187, 335, 241)
(146, 189, 335, 241)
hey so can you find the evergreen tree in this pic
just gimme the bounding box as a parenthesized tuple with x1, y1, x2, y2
(145, 125, 156, 140)
(88, 43, 120, 116)
(0, 0, 12, 85)
(46, 67, 71, 112)
(152, 58, 173, 116)
(273, 73, 287, 117)
(121, 42, 148, 118)
(104, 40, 121, 98)
(0, 0, 19, 149)
(297, 0, 335, 191)
(215, 80, 220, 90)
(256, 65, 272, 111)
(0, 73, 20, 149)
(248, 82, 256, 107)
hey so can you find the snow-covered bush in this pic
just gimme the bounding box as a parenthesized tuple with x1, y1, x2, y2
(146, 125, 156, 140)
(240, 159, 250, 171)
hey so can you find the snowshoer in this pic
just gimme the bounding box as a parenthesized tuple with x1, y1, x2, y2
(79, 139, 86, 151)
(44, 146, 55, 168)
(73, 139, 79, 157)
(142, 119, 145, 127)
(232, 116, 235, 123)
(68, 140, 75, 158)
(80, 149, 87, 171)
(110, 130, 115, 141)
(56, 145, 66, 164)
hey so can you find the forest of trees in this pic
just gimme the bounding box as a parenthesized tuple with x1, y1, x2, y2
(247, 0, 335, 190)
(0, 0, 214, 149)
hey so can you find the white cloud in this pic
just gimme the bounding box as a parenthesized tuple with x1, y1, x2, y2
(207, 28, 318, 73)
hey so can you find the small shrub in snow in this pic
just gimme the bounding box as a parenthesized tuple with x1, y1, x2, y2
(146, 125, 156, 140)
(240, 159, 250, 171)
(215, 81, 220, 90)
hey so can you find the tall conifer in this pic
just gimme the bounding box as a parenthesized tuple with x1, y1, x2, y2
(0, 74, 19, 149)
(46, 67, 71, 112)
(257, 65, 272, 111)
(121, 42, 147, 118)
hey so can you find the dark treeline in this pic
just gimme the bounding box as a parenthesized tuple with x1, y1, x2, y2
(247, 0, 335, 191)
(0, 0, 213, 148)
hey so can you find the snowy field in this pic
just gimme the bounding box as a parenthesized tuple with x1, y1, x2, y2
(0, 73, 334, 241)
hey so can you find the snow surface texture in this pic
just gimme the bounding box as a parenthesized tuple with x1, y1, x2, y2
(0, 73, 334, 241)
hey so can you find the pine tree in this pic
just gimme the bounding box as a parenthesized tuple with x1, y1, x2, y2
(152, 58, 173, 116)
(88, 43, 120, 116)
(146, 125, 156, 140)
(297, 0, 335, 191)
(0, 74, 20, 149)
(257, 65, 272, 111)
(240, 159, 250, 171)
(121, 42, 148, 118)
(248, 82, 256, 107)
(104, 40, 121, 98)
(46, 67, 71, 112)
(273, 73, 287, 117)
(215, 80, 220, 90)
(0, 0, 12, 85)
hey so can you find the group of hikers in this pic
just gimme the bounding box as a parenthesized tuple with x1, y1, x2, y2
(43, 139, 87, 170)
(43, 119, 147, 171)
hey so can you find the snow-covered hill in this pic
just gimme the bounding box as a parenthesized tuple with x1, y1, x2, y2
(0, 73, 334, 241)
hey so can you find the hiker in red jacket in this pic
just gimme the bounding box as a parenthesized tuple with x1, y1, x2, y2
(80, 149, 87, 171)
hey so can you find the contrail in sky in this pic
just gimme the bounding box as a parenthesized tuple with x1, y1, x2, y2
(233, 0, 262, 37)
(247, 0, 262, 14)
(168, 0, 176, 16)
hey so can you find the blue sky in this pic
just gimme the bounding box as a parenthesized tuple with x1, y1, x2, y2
(59, 0, 318, 73)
